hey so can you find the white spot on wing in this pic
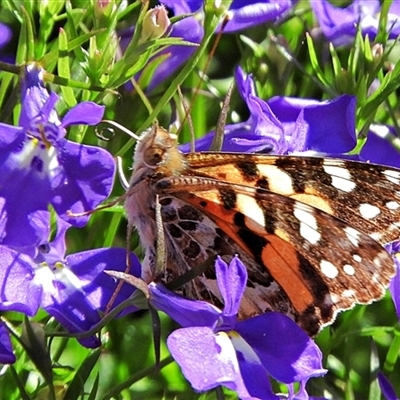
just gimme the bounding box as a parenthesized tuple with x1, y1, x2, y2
(343, 264, 355, 276)
(353, 254, 362, 262)
(359, 203, 380, 219)
(236, 194, 266, 235)
(320, 260, 339, 278)
(344, 226, 360, 247)
(323, 164, 356, 192)
(293, 204, 321, 244)
(257, 165, 294, 195)
(342, 289, 355, 298)
(383, 169, 400, 185)
(386, 201, 400, 210)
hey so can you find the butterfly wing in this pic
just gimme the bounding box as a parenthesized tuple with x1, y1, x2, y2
(186, 153, 400, 244)
(156, 175, 396, 335)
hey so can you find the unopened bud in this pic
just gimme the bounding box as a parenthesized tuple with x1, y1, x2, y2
(139, 5, 170, 44)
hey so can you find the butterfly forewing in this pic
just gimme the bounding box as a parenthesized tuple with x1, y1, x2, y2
(126, 125, 398, 336)
(185, 153, 400, 244)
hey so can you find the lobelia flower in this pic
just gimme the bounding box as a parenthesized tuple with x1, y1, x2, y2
(0, 23, 11, 49)
(138, 1, 293, 91)
(359, 124, 400, 168)
(0, 214, 141, 349)
(378, 371, 399, 400)
(221, 0, 293, 32)
(149, 256, 326, 399)
(0, 323, 16, 364)
(0, 63, 115, 249)
(180, 66, 358, 156)
(311, 0, 400, 47)
(385, 241, 400, 321)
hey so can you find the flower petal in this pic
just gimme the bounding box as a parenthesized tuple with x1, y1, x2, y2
(0, 323, 15, 364)
(216, 256, 247, 318)
(236, 312, 326, 383)
(167, 328, 243, 392)
(223, 0, 292, 32)
(61, 102, 105, 127)
(149, 282, 222, 328)
(51, 139, 115, 227)
(0, 246, 42, 315)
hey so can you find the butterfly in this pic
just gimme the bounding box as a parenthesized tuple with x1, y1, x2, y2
(125, 124, 398, 335)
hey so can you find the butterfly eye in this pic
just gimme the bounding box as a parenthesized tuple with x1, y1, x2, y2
(144, 146, 165, 166)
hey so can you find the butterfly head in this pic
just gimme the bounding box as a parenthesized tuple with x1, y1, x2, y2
(131, 124, 187, 184)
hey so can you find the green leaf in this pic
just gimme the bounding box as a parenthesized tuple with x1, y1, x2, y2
(20, 319, 54, 394)
(63, 349, 101, 400)
(57, 28, 77, 107)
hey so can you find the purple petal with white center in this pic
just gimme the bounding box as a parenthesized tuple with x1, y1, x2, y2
(0, 137, 52, 247)
(223, 0, 293, 32)
(236, 312, 326, 383)
(0, 246, 42, 315)
(378, 372, 399, 400)
(0, 323, 15, 364)
(51, 139, 115, 227)
(215, 256, 247, 319)
(167, 328, 249, 394)
(61, 102, 105, 127)
(149, 282, 222, 328)
(67, 248, 141, 314)
(34, 247, 139, 348)
(229, 332, 278, 399)
(34, 264, 101, 348)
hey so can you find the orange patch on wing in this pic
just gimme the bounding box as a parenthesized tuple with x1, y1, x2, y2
(262, 235, 314, 314)
(177, 190, 315, 314)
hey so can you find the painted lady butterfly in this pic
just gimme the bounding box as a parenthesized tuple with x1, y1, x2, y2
(125, 124, 398, 335)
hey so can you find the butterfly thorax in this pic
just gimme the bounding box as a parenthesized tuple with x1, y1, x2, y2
(125, 125, 187, 281)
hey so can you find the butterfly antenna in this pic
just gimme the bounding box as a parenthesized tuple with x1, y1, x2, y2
(177, 85, 196, 153)
(209, 81, 234, 151)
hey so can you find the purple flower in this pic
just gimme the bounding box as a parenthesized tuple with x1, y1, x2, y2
(378, 372, 399, 400)
(223, 0, 293, 32)
(0, 23, 11, 49)
(0, 323, 16, 364)
(385, 241, 400, 321)
(312, 0, 400, 47)
(149, 256, 326, 399)
(140, 1, 293, 90)
(359, 124, 400, 168)
(0, 215, 141, 348)
(0, 64, 115, 249)
(181, 67, 357, 155)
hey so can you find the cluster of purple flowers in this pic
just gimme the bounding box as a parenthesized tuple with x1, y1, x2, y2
(0, 64, 141, 361)
(1, 0, 400, 398)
